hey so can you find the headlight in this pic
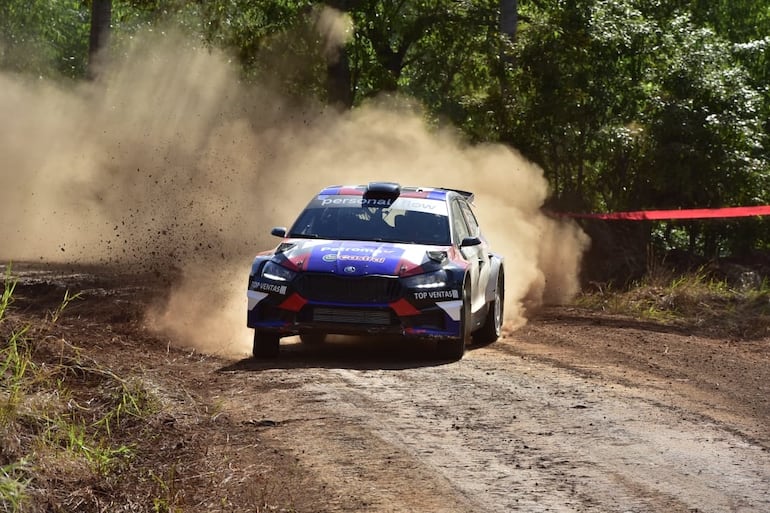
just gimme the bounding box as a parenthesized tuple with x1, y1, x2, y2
(402, 270, 448, 289)
(426, 250, 448, 263)
(261, 261, 297, 282)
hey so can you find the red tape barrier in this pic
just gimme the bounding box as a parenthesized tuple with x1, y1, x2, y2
(558, 206, 770, 221)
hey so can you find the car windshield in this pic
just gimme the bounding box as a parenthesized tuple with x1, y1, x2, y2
(288, 196, 451, 245)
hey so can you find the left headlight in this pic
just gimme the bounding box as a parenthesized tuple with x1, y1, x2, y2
(402, 270, 448, 289)
(261, 261, 297, 282)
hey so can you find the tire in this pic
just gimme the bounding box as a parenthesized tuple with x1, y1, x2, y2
(299, 332, 326, 345)
(437, 280, 471, 360)
(473, 270, 504, 345)
(252, 330, 280, 358)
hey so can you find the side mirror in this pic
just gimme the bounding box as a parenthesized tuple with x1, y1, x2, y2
(460, 236, 482, 247)
(271, 227, 287, 238)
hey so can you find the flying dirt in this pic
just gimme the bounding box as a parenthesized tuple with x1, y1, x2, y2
(0, 23, 588, 356)
(4, 16, 770, 513)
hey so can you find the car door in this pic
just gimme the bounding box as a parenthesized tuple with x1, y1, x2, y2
(450, 199, 483, 315)
(458, 200, 491, 314)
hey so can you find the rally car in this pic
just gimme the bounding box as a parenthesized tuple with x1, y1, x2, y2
(247, 182, 505, 359)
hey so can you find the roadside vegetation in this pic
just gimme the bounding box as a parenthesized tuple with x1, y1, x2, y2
(1, 267, 301, 513)
(2, 1, 770, 265)
(577, 261, 770, 339)
(0, 270, 162, 512)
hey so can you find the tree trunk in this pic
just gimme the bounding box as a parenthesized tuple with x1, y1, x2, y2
(497, 0, 517, 140)
(88, 0, 112, 79)
(323, 0, 354, 108)
(500, 0, 518, 41)
(326, 49, 353, 108)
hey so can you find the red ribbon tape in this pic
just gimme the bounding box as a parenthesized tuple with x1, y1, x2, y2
(556, 206, 770, 221)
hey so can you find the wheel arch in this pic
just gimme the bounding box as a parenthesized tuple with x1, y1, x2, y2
(484, 254, 504, 304)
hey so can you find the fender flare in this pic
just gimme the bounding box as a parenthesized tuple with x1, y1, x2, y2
(484, 253, 504, 304)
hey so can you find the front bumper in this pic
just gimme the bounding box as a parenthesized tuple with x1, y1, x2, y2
(246, 285, 463, 339)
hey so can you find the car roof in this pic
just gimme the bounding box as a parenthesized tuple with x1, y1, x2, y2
(318, 183, 474, 203)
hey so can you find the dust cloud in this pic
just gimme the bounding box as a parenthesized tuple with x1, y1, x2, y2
(0, 24, 588, 356)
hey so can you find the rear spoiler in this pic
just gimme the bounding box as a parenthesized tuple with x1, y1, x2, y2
(437, 187, 474, 203)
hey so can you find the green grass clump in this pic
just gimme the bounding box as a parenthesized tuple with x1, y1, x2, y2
(578, 265, 770, 338)
(1, 271, 32, 512)
(0, 459, 30, 513)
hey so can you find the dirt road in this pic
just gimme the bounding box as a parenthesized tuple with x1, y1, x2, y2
(6, 264, 770, 512)
(215, 334, 770, 513)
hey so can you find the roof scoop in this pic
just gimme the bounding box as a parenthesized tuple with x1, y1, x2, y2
(365, 182, 401, 200)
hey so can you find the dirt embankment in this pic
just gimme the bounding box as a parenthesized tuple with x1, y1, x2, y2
(3, 263, 770, 512)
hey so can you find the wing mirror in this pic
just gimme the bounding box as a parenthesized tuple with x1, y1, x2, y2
(460, 236, 482, 247)
(271, 227, 287, 237)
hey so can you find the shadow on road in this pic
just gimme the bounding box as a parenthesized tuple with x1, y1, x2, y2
(218, 335, 483, 372)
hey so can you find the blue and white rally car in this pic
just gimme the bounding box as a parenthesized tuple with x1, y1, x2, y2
(247, 182, 505, 359)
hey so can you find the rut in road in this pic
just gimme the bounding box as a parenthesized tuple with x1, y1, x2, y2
(221, 340, 770, 513)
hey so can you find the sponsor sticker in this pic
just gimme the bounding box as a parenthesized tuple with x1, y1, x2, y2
(320, 197, 394, 207)
(318, 247, 388, 263)
(338, 254, 386, 263)
(251, 281, 288, 295)
(320, 246, 376, 253)
(314, 197, 447, 215)
(413, 289, 460, 300)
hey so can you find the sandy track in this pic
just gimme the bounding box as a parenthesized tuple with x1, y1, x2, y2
(215, 335, 770, 513)
(5, 264, 770, 512)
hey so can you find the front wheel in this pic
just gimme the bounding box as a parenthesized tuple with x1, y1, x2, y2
(299, 332, 326, 345)
(252, 330, 280, 358)
(474, 270, 504, 345)
(437, 281, 471, 360)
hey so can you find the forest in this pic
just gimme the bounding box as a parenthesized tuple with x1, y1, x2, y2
(2, 0, 770, 270)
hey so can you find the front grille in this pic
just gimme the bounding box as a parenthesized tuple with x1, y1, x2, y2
(402, 309, 446, 330)
(312, 307, 393, 325)
(295, 274, 401, 303)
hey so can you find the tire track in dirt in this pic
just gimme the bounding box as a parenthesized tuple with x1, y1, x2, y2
(219, 339, 770, 512)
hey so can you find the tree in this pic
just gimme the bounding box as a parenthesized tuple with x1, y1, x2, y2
(88, 0, 112, 78)
(0, 0, 90, 78)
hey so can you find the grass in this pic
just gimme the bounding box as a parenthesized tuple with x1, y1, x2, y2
(0, 264, 301, 512)
(0, 269, 157, 512)
(577, 263, 770, 338)
(0, 459, 30, 513)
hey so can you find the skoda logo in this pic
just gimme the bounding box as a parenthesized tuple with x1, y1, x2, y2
(344, 266, 357, 273)
(322, 253, 337, 262)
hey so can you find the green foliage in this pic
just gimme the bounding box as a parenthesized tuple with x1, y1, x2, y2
(0, 0, 90, 78)
(506, 1, 767, 210)
(1, 0, 770, 260)
(644, 15, 765, 206)
(391, 1, 502, 136)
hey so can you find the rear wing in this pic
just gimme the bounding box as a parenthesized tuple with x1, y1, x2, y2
(440, 188, 475, 203)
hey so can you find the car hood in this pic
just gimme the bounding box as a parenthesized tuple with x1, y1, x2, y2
(276, 239, 441, 277)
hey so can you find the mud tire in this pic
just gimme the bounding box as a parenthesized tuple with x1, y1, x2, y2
(473, 270, 504, 345)
(437, 281, 471, 360)
(252, 331, 280, 358)
(299, 332, 326, 345)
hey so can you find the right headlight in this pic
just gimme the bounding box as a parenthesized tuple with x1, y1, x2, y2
(402, 270, 448, 289)
(261, 261, 297, 282)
